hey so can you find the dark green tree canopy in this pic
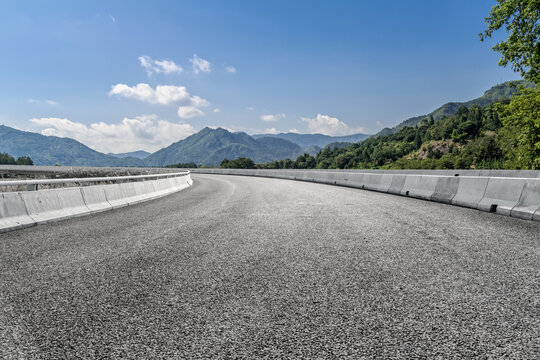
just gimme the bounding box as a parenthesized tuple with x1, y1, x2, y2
(480, 0, 540, 83)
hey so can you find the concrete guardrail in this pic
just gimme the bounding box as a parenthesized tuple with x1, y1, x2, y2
(191, 169, 540, 222)
(0, 171, 192, 233)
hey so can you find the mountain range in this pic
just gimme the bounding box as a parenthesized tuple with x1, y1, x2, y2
(0, 125, 352, 167)
(108, 150, 151, 159)
(0, 80, 525, 167)
(145, 127, 308, 166)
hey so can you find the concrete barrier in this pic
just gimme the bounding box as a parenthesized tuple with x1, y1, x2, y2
(400, 175, 438, 200)
(21, 187, 91, 224)
(0, 192, 35, 232)
(192, 169, 539, 222)
(510, 179, 540, 220)
(477, 178, 526, 216)
(364, 174, 394, 192)
(387, 174, 406, 195)
(80, 186, 112, 213)
(451, 176, 490, 209)
(431, 176, 460, 204)
(0, 173, 192, 233)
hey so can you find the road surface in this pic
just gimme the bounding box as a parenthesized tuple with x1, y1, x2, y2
(1, 174, 539, 358)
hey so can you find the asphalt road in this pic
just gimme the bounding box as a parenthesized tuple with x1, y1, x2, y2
(1, 174, 539, 359)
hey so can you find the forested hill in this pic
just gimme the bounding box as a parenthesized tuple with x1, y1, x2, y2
(143, 127, 306, 166)
(253, 83, 539, 170)
(376, 80, 533, 137)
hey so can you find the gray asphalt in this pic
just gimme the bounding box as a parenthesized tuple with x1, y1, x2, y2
(1, 174, 539, 359)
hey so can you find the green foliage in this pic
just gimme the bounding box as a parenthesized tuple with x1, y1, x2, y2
(164, 162, 198, 168)
(382, 80, 529, 135)
(0, 152, 33, 165)
(498, 86, 540, 169)
(220, 157, 256, 169)
(15, 156, 33, 165)
(257, 153, 316, 169)
(480, 0, 540, 83)
(0, 152, 16, 165)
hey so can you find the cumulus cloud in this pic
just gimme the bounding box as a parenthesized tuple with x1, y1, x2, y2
(28, 98, 58, 106)
(190, 54, 211, 74)
(30, 115, 195, 153)
(178, 106, 205, 119)
(225, 66, 237, 73)
(264, 127, 279, 134)
(260, 113, 285, 122)
(300, 114, 367, 136)
(213, 108, 220, 113)
(109, 83, 209, 118)
(138, 56, 183, 76)
(288, 128, 300, 133)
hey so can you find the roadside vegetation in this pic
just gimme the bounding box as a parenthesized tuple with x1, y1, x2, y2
(0, 152, 33, 165)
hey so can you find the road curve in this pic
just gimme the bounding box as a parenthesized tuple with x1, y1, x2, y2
(1, 174, 539, 358)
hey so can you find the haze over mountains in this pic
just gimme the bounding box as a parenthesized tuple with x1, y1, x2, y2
(251, 132, 370, 148)
(108, 151, 151, 160)
(0, 81, 524, 167)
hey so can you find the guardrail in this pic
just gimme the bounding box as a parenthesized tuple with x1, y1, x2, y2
(0, 171, 190, 191)
(0, 171, 193, 233)
(191, 169, 540, 222)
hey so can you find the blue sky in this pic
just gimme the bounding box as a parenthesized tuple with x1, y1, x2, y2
(0, 0, 520, 153)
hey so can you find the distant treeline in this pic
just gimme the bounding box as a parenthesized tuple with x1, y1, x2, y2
(220, 85, 540, 170)
(164, 162, 198, 168)
(0, 152, 33, 165)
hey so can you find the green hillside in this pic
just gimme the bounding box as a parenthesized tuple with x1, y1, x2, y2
(378, 80, 533, 135)
(250, 83, 539, 170)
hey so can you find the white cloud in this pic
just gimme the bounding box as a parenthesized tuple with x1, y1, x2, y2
(30, 115, 195, 153)
(264, 127, 279, 134)
(213, 108, 220, 113)
(225, 66, 237, 73)
(288, 128, 300, 133)
(260, 113, 285, 122)
(246, 106, 254, 111)
(208, 125, 236, 132)
(138, 56, 183, 76)
(376, 120, 384, 129)
(109, 14, 116, 23)
(190, 54, 211, 74)
(300, 114, 367, 136)
(28, 98, 58, 106)
(178, 106, 205, 119)
(109, 83, 209, 118)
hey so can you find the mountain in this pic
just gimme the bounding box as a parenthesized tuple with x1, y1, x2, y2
(108, 150, 151, 159)
(376, 80, 533, 136)
(0, 125, 144, 166)
(143, 127, 305, 166)
(251, 132, 370, 148)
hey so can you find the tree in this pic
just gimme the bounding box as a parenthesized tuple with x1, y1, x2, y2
(15, 156, 33, 165)
(480, 0, 540, 83)
(499, 87, 540, 169)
